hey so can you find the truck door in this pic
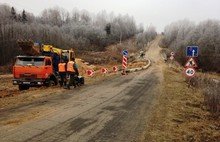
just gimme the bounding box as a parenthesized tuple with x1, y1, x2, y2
(44, 58, 53, 78)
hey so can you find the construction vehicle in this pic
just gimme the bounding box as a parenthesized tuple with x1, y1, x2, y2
(12, 39, 82, 90)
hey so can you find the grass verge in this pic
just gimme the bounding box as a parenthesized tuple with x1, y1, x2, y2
(142, 66, 220, 142)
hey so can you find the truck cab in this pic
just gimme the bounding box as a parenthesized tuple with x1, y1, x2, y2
(13, 56, 58, 90)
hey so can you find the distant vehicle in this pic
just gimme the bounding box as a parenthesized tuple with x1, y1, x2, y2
(139, 50, 145, 58)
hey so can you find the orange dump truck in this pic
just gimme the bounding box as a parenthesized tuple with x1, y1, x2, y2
(13, 56, 57, 90)
(12, 40, 75, 90)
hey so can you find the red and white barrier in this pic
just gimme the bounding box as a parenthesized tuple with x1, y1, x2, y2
(122, 55, 127, 69)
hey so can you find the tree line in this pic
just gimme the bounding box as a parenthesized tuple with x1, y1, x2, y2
(136, 25, 157, 48)
(161, 19, 220, 72)
(0, 4, 147, 66)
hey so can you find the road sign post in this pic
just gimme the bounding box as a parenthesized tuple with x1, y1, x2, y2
(101, 68, 108, 78)
(170, 52, 175, 56)
(122, 50, 128, 75)
(87, 70, 94, 76)
(184, 57, 198, 68)
(101, 68, 108, 74)
(184, 67, 196, 78)
(169, 52, 175, 67)
(122, 50, 128, 69)
(122, 55, 127, 69)
(170, 56, 174, 60)
(112, 66, 117, 72)
(123, 50, 128, 56)
(186, 46, 198, 57)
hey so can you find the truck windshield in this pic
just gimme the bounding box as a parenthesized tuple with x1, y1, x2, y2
(61, 51, 74, 61)
(61, 52, 68, 59)
(16, 58, 44, 66)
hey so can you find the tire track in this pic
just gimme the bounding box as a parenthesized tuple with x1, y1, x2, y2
(88, 73, 159, 142)
(22, 72, 149, 142)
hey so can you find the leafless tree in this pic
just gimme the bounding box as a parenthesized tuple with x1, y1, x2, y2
(136, 25, 157, 48)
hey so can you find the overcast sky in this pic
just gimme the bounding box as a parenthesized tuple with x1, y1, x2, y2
(1, 0, 220, 32)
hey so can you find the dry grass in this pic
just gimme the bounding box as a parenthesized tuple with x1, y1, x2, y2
(190, 73, 220, 116)
(0, 64, 13, 74)
(142, 66, 220, 142)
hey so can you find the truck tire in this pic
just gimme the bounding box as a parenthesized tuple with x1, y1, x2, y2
(77, 76, 84, 85)
(80, 77, 84, 85)
(46, 79, 55, 87)
(19, 85, 30, 91)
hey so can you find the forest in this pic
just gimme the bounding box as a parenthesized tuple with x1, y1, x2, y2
(1, 4, 218, 73)
(161, 19, 220, 72)
(0, 4, 157, 66)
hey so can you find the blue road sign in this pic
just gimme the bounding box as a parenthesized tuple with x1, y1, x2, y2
(186, 46, 198, 57)
(123, 50, 128, 56)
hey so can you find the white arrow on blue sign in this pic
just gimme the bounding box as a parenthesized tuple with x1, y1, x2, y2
(186, 46, 198, 57)
(123, 50, 128, 56)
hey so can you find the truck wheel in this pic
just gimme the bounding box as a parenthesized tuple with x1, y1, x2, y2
(81, 77, 84, 85)
(77, 76, 84, 85)
(19, 85, 30, 91)
(46, 79, 55, 87)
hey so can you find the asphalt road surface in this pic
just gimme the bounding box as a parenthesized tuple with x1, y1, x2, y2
(0, 38, 163, 142)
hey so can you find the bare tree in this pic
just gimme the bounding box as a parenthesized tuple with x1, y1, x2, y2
(136, 25, 157, 48)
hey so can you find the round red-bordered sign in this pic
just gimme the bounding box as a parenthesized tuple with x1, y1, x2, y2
(112, 66, 117, 71)
(184, 67, 196, 78)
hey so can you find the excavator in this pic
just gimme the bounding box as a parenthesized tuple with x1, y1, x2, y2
(12, 39, 83, 90)
(16, 39, 75, 61)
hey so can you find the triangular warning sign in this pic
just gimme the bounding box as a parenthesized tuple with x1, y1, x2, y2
(184, 57, 198, 68)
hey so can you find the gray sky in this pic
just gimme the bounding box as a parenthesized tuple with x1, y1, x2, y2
(1, 0, 220, 32)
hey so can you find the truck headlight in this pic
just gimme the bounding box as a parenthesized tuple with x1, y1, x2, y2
(13, 81, 17, 84)
(37, 82, 42, 85)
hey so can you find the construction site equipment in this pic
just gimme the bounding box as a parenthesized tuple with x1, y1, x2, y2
(16, 39, 75, 61)
(13, 39, 83, 90)
(13, 56, 56, 90)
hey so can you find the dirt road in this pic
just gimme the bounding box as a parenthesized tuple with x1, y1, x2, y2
(0, 37, 163, 142)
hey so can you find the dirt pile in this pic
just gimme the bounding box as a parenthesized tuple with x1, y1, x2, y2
(128, 59, 148, 68)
